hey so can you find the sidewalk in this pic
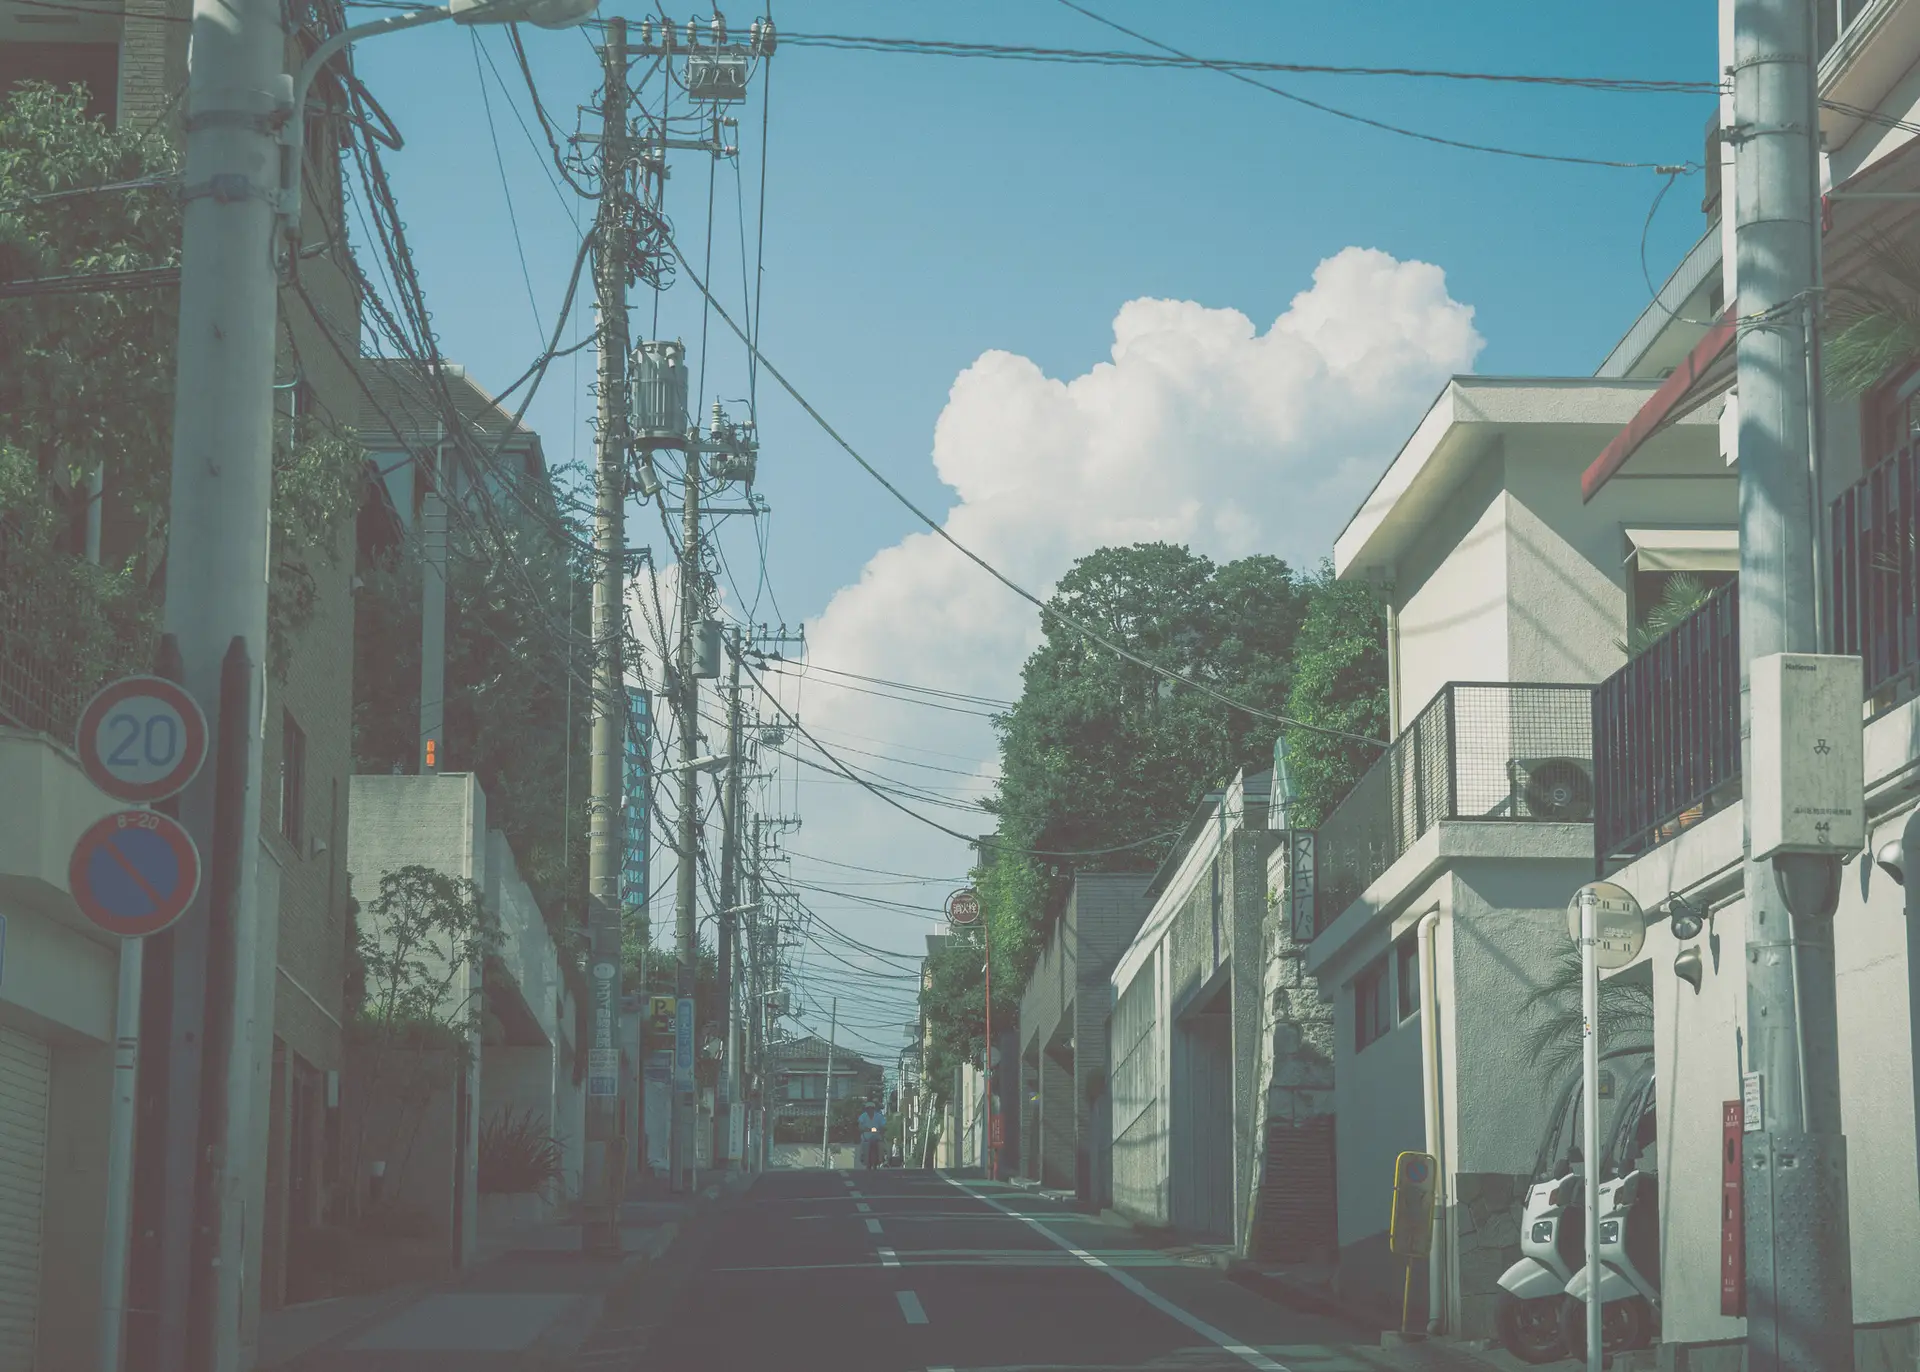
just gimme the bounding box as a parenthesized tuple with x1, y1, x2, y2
(258, 1178, 747, 1371)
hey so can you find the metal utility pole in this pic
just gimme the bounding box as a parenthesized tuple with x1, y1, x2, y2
(748, 816, 765, 1171)
(582, 13, 631, 1256)
(1732, 1, 1853, 1368)
(419, 420, 448, 772)
(715, 630, 744, 1168)
(673, 418, 703, 1191)
(820, 998, 839, 1168)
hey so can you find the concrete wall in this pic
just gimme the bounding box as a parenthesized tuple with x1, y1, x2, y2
(1394, 455, 1509, 724)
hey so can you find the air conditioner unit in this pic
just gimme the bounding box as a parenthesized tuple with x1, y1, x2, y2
(1509, 756, 1595, 821)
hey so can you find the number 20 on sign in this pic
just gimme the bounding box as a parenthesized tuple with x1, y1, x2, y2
(75, 675, 209, 804)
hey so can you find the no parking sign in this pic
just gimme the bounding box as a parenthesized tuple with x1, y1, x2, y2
(68, 809, 201, 938)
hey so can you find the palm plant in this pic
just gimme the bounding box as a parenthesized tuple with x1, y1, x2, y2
(1617, 573, 1713, 659)
(1826, 231, 1920, 399)
(1520, 948, 1654, 1086)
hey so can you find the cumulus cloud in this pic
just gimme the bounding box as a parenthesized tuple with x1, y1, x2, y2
(760, 249, 1482, 984)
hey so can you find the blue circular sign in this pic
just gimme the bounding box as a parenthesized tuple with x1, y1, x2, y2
(68, 809, 201, 937)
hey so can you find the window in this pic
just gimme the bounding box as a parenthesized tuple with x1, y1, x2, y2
(281, 712, 306, 849)
(1396, 934, 1421, 1022)
(1355, 957, 1391, 1052)
(1818, 0, 1874, 58)
(787, 1075, 804, 1101)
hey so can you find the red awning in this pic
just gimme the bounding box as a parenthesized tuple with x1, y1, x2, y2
(1581, 306, 1738, 503)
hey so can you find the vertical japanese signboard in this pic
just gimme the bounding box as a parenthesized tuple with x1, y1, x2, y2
(588, 960, 619, 1097)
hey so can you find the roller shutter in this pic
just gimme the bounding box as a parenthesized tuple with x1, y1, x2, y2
(0, 1028, 49, 1372)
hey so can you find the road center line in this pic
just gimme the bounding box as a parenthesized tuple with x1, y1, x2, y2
(936, 1173, 1291, 1372)
(896, 1290, 928, 1325)
(856, 1202, 872, 1212)
(878, 1247, 900, 1267)
(866, 1217, 884, 1234)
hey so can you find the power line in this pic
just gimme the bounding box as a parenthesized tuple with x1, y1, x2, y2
(770, 658, 1016, 709)
(1051, 0, 1698, 172)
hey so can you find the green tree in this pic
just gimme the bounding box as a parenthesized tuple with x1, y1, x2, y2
(1280, 565, 1390, 827)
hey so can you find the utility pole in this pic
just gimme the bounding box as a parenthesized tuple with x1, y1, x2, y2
(582, 13, 630, 1256)
(1732, 1, 1853, 1368)
(748, 816, 765, 1171)
(419, 420, 448, 772)
(673, 405, 704, 1192)
(715, 629, 744, 1169)
(820, 998, 838, 1168)
(125, 0, 282, 1360)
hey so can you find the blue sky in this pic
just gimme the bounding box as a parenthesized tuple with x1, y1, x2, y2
(351, 0, 1719, 1051)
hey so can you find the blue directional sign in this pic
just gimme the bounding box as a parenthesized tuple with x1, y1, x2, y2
(674, 996, 695, 1090)
(68, 809, 201, 938)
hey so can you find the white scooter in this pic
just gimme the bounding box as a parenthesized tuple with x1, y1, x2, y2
(1564, 1064, 1660, 1355)
(1495, 1048, 1650, 1365)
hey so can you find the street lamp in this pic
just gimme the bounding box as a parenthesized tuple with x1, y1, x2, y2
(281, 0, 598, 251)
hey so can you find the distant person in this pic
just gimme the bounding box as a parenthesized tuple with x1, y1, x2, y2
(857, 1099, 886, 1170)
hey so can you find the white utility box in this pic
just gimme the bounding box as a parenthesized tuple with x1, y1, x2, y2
(1750, 653, 1864, 859)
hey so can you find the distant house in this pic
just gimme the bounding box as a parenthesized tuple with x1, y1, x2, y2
(768, 1035, 884, 1137)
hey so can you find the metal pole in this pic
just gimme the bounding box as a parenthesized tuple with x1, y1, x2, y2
(749, 817, 765, 1172)
(582, 13, 629, 1255)
(138, 0, 283, 1351)
(1904, 813, 1920, 1209)
(98, 937, 140, 1372)
(674, 409, 702, 1191)
(1580, 888, 1601, 1372)
(1733, 1, 1853, 1367)
(419, 420, 447, 772)
(984, 930, 993, 1180)
(821, 998, 838, 1168)
(715, 633, 743, 1167)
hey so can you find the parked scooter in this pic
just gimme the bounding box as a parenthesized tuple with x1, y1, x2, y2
(1564, 1063, 1660, 1354)
(1494, 1048, 1651, 1364)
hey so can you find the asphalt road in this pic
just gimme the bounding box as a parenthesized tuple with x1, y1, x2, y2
(627, 1168, 1465, 1372)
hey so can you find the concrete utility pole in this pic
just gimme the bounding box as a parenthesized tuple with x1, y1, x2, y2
(715, 630, 744, 1168)
(673, 415, 704, 1191)
(126, 0, 283, 1360)
(821, 998, 839, 1168)
(1732, 1, 1853, 1367)
(582, 13, 631, 1255)
(748, 816, 765, 1171)
(419, 420, 448, 772)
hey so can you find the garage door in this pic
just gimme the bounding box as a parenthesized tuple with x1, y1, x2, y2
(0, 1028, 49, 1371)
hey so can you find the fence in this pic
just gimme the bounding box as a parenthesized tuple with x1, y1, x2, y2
(1831, 444, 1920, 712)
(1591, 582, 1741, 869)
(1310, 683, 1594, 936)
(0, 520, 150, 743)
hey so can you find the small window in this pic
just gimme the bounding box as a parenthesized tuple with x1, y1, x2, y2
(281, 712, 306, 849)
(1355, 958, 1391, 1052)
(1396, 935, 1421, 1022)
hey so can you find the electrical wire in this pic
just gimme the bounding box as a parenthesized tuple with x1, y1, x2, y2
(471, 31, 545, 337)
(767, 658, 1015, 710)
(1051, 0, 1699, 172)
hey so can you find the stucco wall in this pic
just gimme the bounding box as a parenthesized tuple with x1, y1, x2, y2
(1395, 456, 1508, 724)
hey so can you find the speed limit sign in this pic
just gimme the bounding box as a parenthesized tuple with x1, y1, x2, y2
(75, 676, 209, 804)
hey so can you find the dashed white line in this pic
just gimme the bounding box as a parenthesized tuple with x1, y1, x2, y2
(937, 1173, 1291, 1372)
(856, 1202, 872, 1212)
(878, 1247, 900, 1267)
(865, 1217, 884, 1234)
(896, 1290, 928, 1325)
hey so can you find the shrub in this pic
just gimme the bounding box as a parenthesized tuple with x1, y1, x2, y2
(477, 1107, 564, 1194)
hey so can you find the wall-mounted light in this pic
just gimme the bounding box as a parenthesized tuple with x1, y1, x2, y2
(1668, 892, 1704, 942)
(1674, 944, 1705, 994)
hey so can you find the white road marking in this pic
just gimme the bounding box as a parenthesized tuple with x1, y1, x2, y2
(866, 1217, 884, 1234)
(878, 1247, 900, 1267)
(940, 1175, 1292, 1372)
(896, 1290, 928, 1325)
(856, 1202, 872, 1212)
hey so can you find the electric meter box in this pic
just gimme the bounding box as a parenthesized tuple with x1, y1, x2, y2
(1750, 652, 1865, 860)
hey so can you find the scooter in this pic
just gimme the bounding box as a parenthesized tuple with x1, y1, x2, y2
(1564, 1064, 1660, 1355)
(1494, 1048, 1651, 1365)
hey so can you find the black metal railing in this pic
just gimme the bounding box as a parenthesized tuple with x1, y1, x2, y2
(1311, 683, 1594, 935)
(1591, 582, 1741, 869)
(1831, 444, 1920, 711)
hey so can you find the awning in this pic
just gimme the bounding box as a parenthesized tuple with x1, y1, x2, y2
(1624, 527, 1738, 573)
(1581, 306, 1738, 503)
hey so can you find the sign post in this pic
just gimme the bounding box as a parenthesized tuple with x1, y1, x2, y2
(1389, 1150, 1437, 1333)
(1567, 881, 1645, 1372)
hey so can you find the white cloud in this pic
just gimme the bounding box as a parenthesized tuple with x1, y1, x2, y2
(757, 248, 1483, 1008)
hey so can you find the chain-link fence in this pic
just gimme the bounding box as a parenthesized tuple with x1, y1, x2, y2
(1311, 683, 1594, 936)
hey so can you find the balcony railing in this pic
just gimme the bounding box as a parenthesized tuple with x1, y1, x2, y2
(1310, 683, 1594, 936)
(1831, 445, 1920, 711)
(1591, 582, 1742, 869)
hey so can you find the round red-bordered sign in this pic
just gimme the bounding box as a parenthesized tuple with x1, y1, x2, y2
(68, 809, 202, 937)
(946, 888, 980, 926)
(75, 676, 209, 804)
